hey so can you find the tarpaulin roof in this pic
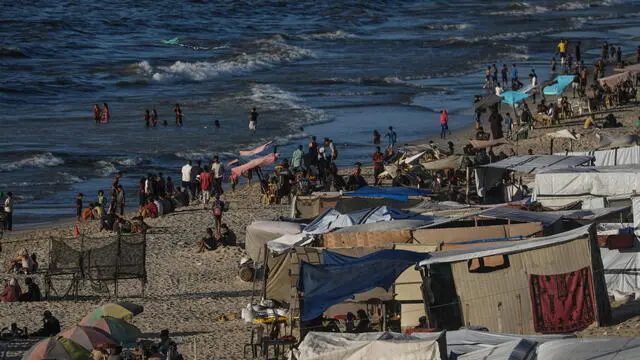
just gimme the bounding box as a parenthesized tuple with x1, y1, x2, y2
(239, 141, 273, 156)
(475, 155, 593, 196)
(418, 224, 593, 266)
(468, 138, 510, 149)
(416, 205, 562, 229)
(230, 152, 278, 180)
(421, 156, 461, 170)
(533, 165, 640, 200)
(543, 75, 575, 96)
(615, 63, 640, 75)
(474, 94, 502, 110)
(344, 186, 432, 201)
(298, 249, 426, 320)
(536, 337, 640, 360)
(599, 71, 631, 88)
(556, 146, 640, 166)
(548, 206, 629, 221)
(500, 90, 530, 105)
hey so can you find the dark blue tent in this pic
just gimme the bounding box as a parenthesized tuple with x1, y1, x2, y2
(344, 187, 432, 201)
(298, 249, 426, 320)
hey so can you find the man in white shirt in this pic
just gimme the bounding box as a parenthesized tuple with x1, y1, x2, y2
(181, 161, 193, 199)
(495, 82, 503, 96)
(4, 192, 13, 231)
(210, 156, 224, 195)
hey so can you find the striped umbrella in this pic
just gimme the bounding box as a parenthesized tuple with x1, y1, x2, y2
(22, 337, 91, 360)
(80, 302, 143, 325)
(60, 326, 117, 351)
(86, 317, 141, 346)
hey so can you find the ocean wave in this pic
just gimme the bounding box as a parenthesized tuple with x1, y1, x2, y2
(420, 23, 471, 31)
(142, 40, 314, 82)
(488, 2, 549, 16)
(298, 30, 357, 40)
(0, 152, 64, 172)
(94, 160, 119, 177)
(555, 2, 591, 10)
(0, 46, 29, 58)
(114, 157, 147, 167)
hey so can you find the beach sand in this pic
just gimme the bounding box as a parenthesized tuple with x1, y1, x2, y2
(2, 101, 640, 359)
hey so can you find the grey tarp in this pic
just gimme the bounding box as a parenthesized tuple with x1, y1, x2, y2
(417, 206, 563, 230)
(475, 155, 593, 196)
(536, 337, 640, 360)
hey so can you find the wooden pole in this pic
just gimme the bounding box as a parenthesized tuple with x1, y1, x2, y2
(549, 138, 554, 155)
(465, 167, 470, 204)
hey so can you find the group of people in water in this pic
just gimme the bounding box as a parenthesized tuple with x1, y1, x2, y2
(143, 104, 184, 127)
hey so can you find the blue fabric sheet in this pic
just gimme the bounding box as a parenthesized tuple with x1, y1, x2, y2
(543, 75, 576, 96)
(344, 186, 432, 201)
(298, 249, 426, 320)
(500, 90, 530, 105)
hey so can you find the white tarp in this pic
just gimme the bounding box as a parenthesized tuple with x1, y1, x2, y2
(419, 224, 592, 266)
(598, 223, 640, 300)
(295, 332, 442, 360)
(536, 337, 640, 360)
(556, 146, 640, 167)
(533, 165, 640, 201)
(546, 129, 579, 140)
(457, 339, 536, 360)
(633, 197, 640, 229)
(475, 155, 592, 197)
(267, 233, 314, 254)
(245, 221, 304, 262)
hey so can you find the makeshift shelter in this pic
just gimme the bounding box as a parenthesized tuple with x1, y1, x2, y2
(468, 138, 509, 149)
(418, 224, 610, 334)
(536, 337, 640, 360)
(475, 155, 593, 197)
(556, 145, 640, 166)
(542, 75, 575, 96)
(291, 192, 341, 219)
(421, 156, 461, 170)
(230, 152, 278, 180)
(245, 220, 303, 263)
(533, 165, 640, 209)
(295, 331, 446, 360)
(597, 134, 638, 149)
(598, 71, 631, 88)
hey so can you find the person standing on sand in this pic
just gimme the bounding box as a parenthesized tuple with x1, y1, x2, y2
(372, 147, 385, 186)
(439, 110, 449, 139)
(575, 41, 582, 63)
(199, 166, 212, 206)
(181, 160, 193, 200)
(308, 136, 319, 168)
(116, 185, 125, 216)
(504, 112, 513, 138)
(386, 126, 397, 149)
(138, 177, 146, 209)
(249, 107, 258, 133)
(501, 64, 508, 86)
(4, 192, 13, 231)
(75, 193, 83, 221)
(292, 145, 304, 172)
(488, 106, 504, 140)
(93, 104, 101, 124)
(210, 156, 224, 196)
(510, 64, 519, 89)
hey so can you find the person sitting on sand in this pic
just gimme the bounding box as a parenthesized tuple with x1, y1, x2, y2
(198, 228, 217, 253)
(157, 329, 178, 358)
(220, 223, 236, 246)
(7, 248, 35, 274)
(32, 311, 60, 337)
(0, 323, 26, 339)
(346, 163, 368, 191)
(1, 278, 20, 302)
(324, 163, 347, 192)
(19, 277, 41, 302)
(354, 309, 371, 333)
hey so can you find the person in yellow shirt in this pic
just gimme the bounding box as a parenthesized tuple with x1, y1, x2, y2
(557, 39, 567, 58)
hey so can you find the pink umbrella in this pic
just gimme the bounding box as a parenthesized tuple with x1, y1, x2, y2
(60, 326, 117, 351)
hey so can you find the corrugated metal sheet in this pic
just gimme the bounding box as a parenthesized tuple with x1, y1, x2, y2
(478, 155, 593, 174)
(450, 237, 593, 334)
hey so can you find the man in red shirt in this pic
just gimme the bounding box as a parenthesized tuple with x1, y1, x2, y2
(372, 146, 385, 186)
(199, 168, 213, 206)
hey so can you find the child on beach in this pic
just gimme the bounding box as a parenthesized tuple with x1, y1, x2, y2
(75, 193, 84, 221)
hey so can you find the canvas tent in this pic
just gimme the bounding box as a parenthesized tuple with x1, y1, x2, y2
(598, 71, 631, 88)
(291, 193, 341, 219)
(418, 224, 610, 334)
(475, 155, 593, 197)
(245, 221, 304, 262)
(295, 331, 446, 360)
(536, 337, 640, 360)
(532, 165, 640, 208)
(556, 146, 640, 167)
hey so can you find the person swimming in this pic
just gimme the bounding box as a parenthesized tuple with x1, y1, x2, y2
(93, 104, 101, 124)
(144, 109, 150, 127)
(214, 120, 220, 129)
(174, 104, 183, 126)
(151, 109, 158, 127)
(101, 103, 110, 123)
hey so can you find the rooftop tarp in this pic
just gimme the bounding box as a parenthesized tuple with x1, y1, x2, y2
(475, 155, 593, 196)
(533, 165, 640, 200)
(230, 152, 278, 180)
(418, 224, 592, 266)
(500, 90, 530, 105)
(245, 221, 303, 262)
(239, 141, 272, 156)
(303, 206, 437, 235)
(542, 75, 576, 96)
(344, 187, 432, 201)
(598, 71, 631, 88)
(556, 146, 640, 166)
(474, 206, 564, 227)
(295, 332, 444, 360)
(468, 138, 509, 149)
(547, 206, 629, 222)
(536, 337, 640, 360)
(298, 249, 426, 320)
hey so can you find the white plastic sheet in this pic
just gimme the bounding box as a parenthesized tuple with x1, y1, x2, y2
(536, 337, 640, 360)
(533, 166, 640, 200)
(558, 146, 640, 166)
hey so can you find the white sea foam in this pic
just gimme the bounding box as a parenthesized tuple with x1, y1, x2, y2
(115, 157, 145, 167)
(94, 160, 118, 176)
(145, 40, 314, 82)
(298, 30, 357, 40)
(556, 2, 591, 10)
(0, 152, 64, 172)
(489, 2, 549, 16)
(247, 84, 332, 128)
(422, 23, 471, 31)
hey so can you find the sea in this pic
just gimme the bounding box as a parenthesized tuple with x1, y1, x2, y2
(1, 0, 640, 227)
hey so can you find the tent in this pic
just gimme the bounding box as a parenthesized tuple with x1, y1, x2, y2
(542, 75, 576, 96)
(533, 165, 640, 207)
(599, 71, 631, 88)
(244, 220, 303, 262)
(417, 224, 611, 334)
(295, 332, 446, 360)
(303, 206, 437, 235)
(344, 187, 432, 201)
(475, 155, 593, 196)
(230, 152, 278, 180)
(536, 337, 640, 360)
(291, 192, 341, 219)
(556, 145, 640, 166)
(298, 249, 426, 320)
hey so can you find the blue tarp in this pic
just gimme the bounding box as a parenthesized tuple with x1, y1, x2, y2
(543, 75, 576, 96)
(344, 187, 432, 201)
(500, 91, 530, 105)
(298, 249, 426, 320)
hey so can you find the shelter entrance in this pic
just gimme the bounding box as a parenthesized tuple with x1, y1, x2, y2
(423, 264, 463, 330)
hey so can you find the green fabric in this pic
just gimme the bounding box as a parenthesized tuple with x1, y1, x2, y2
(58, 337, 92, 360)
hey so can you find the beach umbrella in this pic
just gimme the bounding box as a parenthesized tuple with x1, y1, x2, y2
(60, 326, 118, 351)
(80, 302, 144, 324)
(473, 94, 502, 110)
(22, 336, 91, 360)
(500, 90, 530, 105)
(86, 316, 141, 346)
